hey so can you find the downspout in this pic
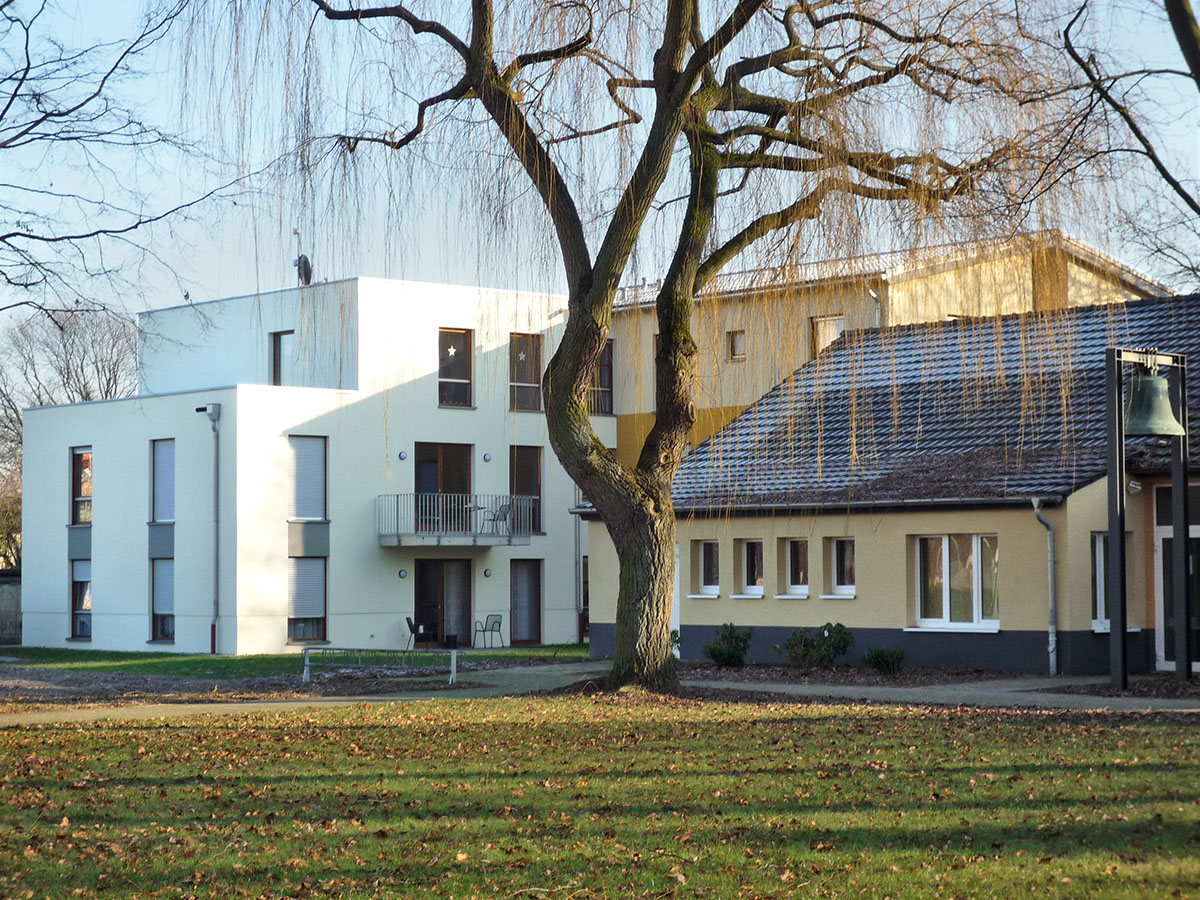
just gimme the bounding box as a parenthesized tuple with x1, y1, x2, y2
(197, 404, 221, 654)
(1032, 498, 1058, 675)
(574, 486, 583, 642)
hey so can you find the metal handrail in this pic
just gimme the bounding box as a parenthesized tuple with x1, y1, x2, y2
(377, 493, 538, 537)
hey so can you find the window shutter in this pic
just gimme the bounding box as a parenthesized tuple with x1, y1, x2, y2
(289, 436, 326, 520)
(72, 559, 91, 582)
(152, 559, 175, 615)
(153, 440, 175, 521)
(288, 558, 326, 619)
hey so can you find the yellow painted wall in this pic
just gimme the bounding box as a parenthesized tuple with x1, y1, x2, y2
(587, 483, 1151, 640)
(885, 254, 1034, 325)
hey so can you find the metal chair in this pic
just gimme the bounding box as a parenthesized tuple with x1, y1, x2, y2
(406, 616, 437, 650)
(483, 502, 511, 534)
(473, 613, 505, 648)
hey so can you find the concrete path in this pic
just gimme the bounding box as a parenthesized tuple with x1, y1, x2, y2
(0, 660, 611, 727)
(3, 662, 1197, 727)
(681, 673, 1200, 712)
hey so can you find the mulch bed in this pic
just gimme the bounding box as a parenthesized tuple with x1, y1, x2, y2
(677, 661, 1002, 687)
(1051, 672, 1200, 700)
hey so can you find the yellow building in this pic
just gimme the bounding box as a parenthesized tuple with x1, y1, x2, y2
(587, 293, 1200, 675)
(611, 232, 1165, 467)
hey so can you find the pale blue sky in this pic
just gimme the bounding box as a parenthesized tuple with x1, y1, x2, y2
(19, 1, 1200, 314)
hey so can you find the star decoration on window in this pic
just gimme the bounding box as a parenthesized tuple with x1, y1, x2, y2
(518, 351, 526, 361)
(446, 345, 457, 357)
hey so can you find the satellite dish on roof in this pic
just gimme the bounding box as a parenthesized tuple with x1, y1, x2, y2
(295, 254, 313, 286)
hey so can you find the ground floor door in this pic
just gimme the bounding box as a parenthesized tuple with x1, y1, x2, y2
(414, 559, 472, 647)
(1156, 536, 1200, 672)
(510, 559, 541, 644)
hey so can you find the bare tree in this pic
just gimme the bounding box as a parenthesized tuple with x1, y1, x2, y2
(192, 0, 1093, 688)
(0, 0, 241, 312)
(1063, 2, 1200, 286)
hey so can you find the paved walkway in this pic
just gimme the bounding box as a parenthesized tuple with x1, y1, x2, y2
(683, 673, 1200, 713)
(2, 663, 1197, 727)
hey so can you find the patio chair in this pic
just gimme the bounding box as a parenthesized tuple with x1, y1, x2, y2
(482, 502, 511, 534)
(473, 613, 505, 648)
(405, 616, 437, 650)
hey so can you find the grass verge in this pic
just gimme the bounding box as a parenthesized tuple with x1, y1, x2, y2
(0, 643, 589, 679)
(1, 694, 1197, 898)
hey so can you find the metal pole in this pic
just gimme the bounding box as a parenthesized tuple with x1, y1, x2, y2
(1107, 348, 1128, 690)
(1171, 362, 1192, 681)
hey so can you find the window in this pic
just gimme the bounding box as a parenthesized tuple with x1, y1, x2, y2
(438, 328, 473, 407)
(71, 446, 92, 524)
(693, 540, 719, 596)
(151, 439, 175, 522)
(71, 559, 92, 639)
(288, 557, 326, 641)
(831, 537, 855, 596)
(739, 539, 764, 597)
(728, 330, 747, 361)
(510, 445, 542, 532)
(271, 330, 296, 386)
(915, 534, 998, 627)
(588, 340, 614, 414)
(152, 558, 174, 641)
(509, 333, 542, 410)
(288, 436, 327, 520)
(783, 538, 809, 597)
(1092, 532, 1110, 632)
(811, 316, 845, 357)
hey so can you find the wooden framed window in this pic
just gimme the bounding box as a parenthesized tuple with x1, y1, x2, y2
(728, 329, 747, 361)
(71, 446, 92, 524)
(509, 445, 543, 533)
(438, 328, 473, 407)
(509, 333, 542, 410)
(811, 316, 845, 357)
(588, 340, 614, 414)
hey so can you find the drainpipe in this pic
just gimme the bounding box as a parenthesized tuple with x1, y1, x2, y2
(197, 403, 221, 654)
(573, 485, 583, 642)
(1031, 498, 1058, 675)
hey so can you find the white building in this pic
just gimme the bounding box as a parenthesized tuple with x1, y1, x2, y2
(22, 278, 614, 654)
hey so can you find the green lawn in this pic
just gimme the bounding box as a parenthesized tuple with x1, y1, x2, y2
(0, 643, 588, 679)
(1, 695, 1197, 899)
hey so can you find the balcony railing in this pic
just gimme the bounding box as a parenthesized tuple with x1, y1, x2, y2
(377, 493, 537, 546)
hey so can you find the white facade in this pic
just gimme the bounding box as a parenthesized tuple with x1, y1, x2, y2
(23, 278, 614, 653)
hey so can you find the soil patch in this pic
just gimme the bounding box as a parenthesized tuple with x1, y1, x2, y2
(1051, 672, 1200, 700)
(677, 661, 1003, 687)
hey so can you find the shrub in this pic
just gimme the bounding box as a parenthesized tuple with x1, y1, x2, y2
(775, 622, 853, 669)
(704, 623, 753, 667)
(864, 646, 906, 677)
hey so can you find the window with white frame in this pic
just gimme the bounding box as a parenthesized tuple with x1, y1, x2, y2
(288, 436, 327, 520)
(695, 541, 719, 595)
(829, 537, 855, 596)
(288, 557, 326, 641)
(915, 533, 998, 627)
(784, 538, 809, 597)
(152, 558, 174, 641)
(1091, 532, 1110, 632)
(152, 439, 175, 522)
(739, 539, 764, 597)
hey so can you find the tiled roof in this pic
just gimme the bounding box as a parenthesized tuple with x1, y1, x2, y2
(615, 231, 1168, 308)
(674, 294, 1200, 512)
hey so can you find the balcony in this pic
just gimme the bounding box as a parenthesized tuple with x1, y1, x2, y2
(377, 493, 537, 547)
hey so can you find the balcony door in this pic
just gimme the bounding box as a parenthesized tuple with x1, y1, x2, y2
(510, 559, 542, 644)
(414, 559, 472, 647)
(414, 442, 471, 532)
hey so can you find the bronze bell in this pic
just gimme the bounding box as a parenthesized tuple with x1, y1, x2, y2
(1125, 370, 1186, 436)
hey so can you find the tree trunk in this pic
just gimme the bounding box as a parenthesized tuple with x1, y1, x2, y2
(608, 484, 678, 691)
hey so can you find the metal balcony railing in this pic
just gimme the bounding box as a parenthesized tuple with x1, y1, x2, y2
(377, 493, 538, 546)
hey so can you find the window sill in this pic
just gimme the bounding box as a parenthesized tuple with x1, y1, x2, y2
(147, 520, 176, 526)
(904, 622, 1000, 634)
(438, 404, 477, 410)
(731, 592, 764, 600)
(1091, 624, 1140, 634)
(65, 636, 92, 643)
(146, 639, 175, 645)
(510, 408, 543, 414)
(686, 593, 720, 600)
(287, 518, 330, 524)
(774, 593, 810, 600)
(820, 592, 856, 600)
(287, 639, 331, 646)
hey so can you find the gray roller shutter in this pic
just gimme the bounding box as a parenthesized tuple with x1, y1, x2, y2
(152, 559, 174, 615)
(152, 440, 175, 521)
(289, 436, 326, 520)
(288, 557, 326, 619)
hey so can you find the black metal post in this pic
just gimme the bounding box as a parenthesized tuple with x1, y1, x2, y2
(1170, 363, 1192, 681)
(1106, 348, 1129, 690)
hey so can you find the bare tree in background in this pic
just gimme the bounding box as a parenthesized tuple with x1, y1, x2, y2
(0, 310, 137, 566)
(0, 0, 240, 312)
(1064, 2, 1200, 287)
(190, 0, 1097, 689)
